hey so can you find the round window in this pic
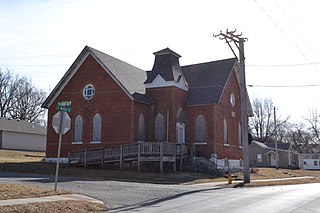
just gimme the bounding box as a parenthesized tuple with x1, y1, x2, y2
(82, 84, 95, 100)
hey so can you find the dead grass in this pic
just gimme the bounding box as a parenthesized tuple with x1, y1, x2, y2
(0, 183, 68, 200)
(0, 183, 108, 212)
(0, 149, 44, 163)
(0, 200, 107, 213)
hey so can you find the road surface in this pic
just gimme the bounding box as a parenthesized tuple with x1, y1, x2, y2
(0, 172, 319, 212)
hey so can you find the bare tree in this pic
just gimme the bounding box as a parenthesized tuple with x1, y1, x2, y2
(304, 109, 320, 144)
(9, 77, 46, 123)
(0, 69, 19, 117)
(287, 122, 314, 153)
(249, 98, 290, 143)
(0, 69, 47, 124)
(249, 98, 274, 142)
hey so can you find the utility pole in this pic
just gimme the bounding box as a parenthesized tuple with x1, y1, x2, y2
(274, 106, 278, 169)
(214, 29, 250, 183)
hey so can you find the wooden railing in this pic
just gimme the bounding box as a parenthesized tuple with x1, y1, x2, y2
(69, 142, 190, 172)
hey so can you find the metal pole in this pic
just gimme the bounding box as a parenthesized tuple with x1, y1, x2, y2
(274, 106, 278, 169)
(239, 38, 250, 184)
(54, 111, 64, 191)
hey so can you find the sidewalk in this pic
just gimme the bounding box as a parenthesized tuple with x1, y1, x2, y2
(192, 175, 316, 187)
(0, 194, 104, 207)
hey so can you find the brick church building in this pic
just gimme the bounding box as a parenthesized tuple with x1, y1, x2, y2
(42, 46, 250, 164)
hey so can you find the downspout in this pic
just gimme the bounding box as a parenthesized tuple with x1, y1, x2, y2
(131, 101, 135, 143)
(166, 107, 169, 142)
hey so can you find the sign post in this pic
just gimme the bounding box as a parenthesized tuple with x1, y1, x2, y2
(52, 101, 71, 191)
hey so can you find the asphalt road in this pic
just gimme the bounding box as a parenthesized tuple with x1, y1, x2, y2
(1, 172, 320, 212)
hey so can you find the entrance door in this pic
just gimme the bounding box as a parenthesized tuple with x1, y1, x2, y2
(176, 123, 185, 154)
(176, 122, 185, 144)
(270, 153, 277, 167)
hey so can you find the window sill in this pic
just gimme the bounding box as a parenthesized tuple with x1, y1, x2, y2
(72, 141, 83, 145)
(224, 144, 230, 147)
(239, 146, 243, 148)
(90, 141, 101, 144)
(194, 142, 207, 145)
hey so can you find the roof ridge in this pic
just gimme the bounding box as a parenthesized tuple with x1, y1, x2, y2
(181, 57, 237, 68)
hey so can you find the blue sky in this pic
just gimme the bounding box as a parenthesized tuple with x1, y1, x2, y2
(1, 0, 320, 122)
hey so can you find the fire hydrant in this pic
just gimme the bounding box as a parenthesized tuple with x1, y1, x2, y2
(227, 171, 232, 184)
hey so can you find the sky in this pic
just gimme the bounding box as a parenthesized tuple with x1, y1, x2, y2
(1, 0, 320, 123)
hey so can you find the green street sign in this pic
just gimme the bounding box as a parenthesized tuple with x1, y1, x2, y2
(57, 101, 71, 107)
(57, 106, 71, 113)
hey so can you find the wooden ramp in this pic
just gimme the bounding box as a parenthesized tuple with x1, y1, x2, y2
(68, 142, 189, 173)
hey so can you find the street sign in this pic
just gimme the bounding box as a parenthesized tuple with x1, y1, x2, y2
(57, 106, 71, 113)
(52, 111, 71, 134)
(57, 101, 71, 112)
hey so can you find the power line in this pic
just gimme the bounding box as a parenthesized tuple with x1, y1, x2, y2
(0, 64, 69, 67)
(247, 61, 320, 67)
(0, 54, 75, 60)
(254, 0, 319, 72)
(248, 84, 320, 88)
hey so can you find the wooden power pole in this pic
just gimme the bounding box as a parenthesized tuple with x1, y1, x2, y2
(214, 29, 250, 183)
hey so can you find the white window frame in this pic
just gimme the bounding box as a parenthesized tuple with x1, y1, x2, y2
(224, 118, 229, 146)
(195, 114, 206, 144)
(83, 84, 95, 100)
(72, 115, 83, 145)
(91, 113, 101, 144)
(155, 113, 165, 141)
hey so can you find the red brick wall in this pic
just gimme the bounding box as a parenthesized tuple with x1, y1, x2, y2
(214, 69, 243, 159)
(46, 54, 138, 158)
(146, 86, 187, 142)
(186, 69, 243, 159)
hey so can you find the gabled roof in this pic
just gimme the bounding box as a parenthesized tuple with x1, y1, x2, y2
(252, 141, 292, 151)
(0, 118, 46, 135)
(181, 58, 237, 105)
(265, 142, 291, 151)
(42, 46, 147, 108)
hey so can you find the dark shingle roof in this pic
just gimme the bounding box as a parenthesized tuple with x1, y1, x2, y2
(181, 58, 237, 105)
(145, 48, 183, 83)
(265, 143, 291, 151)
(132, 92, 155, 104)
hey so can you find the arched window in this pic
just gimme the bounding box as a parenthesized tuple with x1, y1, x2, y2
(155, 113, 164, 141)
(138, 113, 145, 141)
(224, 118, 228, 145)
(196, 114, 205, 143)
(176, 107, 185, 123)
(92, 113, 101, 143)
(73, 115, 83, 144)
(239, 123, 242, 146)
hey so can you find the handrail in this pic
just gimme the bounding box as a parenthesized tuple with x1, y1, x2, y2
(69, 141, 190, 165)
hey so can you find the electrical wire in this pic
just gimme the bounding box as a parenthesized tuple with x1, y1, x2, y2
(248, 84, 320, 88)
(254, 0, 319, 72)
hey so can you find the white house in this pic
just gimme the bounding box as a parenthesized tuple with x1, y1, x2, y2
(302, 154, 320, 170)
(0, 118, 46, 151)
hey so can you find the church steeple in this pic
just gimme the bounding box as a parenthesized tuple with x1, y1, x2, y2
(144, 48, 187, 90)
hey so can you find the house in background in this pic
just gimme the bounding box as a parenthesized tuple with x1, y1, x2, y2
(301, 154, 320, 170)
(0, 118, 46, 152)
(42, 46, 252, 169)
(249, 141, 301, 169)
